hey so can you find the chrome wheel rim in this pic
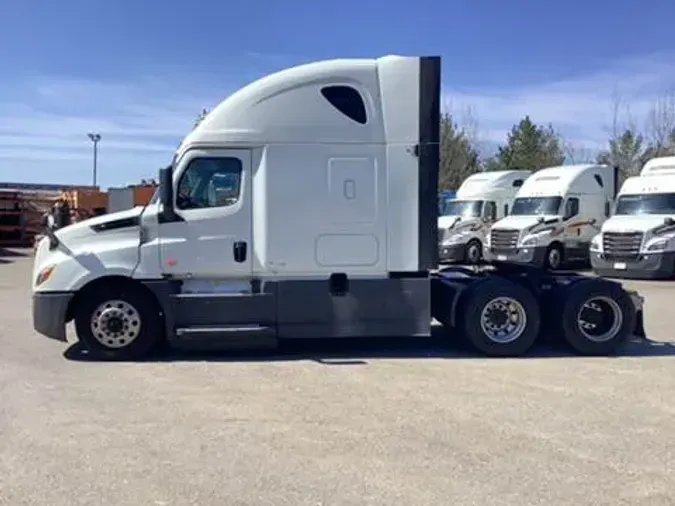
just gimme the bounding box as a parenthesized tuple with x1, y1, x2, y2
(576, 296, 623, 343)
(480, 297, 528, 344)
(90, 300, 142, 349)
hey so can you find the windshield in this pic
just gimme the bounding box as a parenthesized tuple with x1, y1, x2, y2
(511, 197, 562, 216)
(615, 193, 675, 215)
(441, 199, 483, 218)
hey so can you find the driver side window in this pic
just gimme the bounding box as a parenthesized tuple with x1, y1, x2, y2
(484, 201, 497, 220)
(564, 197, 579, 219)
(176, 157, 242, 210)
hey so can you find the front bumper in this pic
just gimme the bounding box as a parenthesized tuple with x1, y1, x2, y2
(439, 243, 465, 263)
(590, 251, 675, 280)
(484, 246, 547, 267)
(32, 291, 74, 342)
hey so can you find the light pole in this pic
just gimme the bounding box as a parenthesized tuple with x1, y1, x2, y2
(87, 133, 101, 187)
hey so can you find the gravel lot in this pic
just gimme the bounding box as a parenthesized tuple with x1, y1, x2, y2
(1, 248, 674, 506)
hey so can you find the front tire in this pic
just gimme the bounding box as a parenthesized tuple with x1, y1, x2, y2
(456, 278, 540, 357)
(465, 239, 483, 265)
(74, 284, 164, 360)
(545, 243, 564, 270)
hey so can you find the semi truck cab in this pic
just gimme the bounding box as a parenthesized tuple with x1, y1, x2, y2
(31, 55, 644, 360)
(32, 55, 441, 356)
(486, 164, 617, 270)
(591, 157, 675, 279)
(438, 170, 530, 264)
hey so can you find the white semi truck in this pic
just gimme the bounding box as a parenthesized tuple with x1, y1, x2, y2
(31, 55, 644, 359)
(486, 164, 618, 270)
(591, 156, 675, 279)
(438, 170, 531, 264)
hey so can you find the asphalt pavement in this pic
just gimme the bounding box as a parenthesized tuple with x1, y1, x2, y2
(1, 249, 674, 506)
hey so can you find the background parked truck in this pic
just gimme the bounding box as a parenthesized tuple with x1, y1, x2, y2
(438, 170, 530, 264)
(590, 156, 675, 279)
(486, 164, 618, 270)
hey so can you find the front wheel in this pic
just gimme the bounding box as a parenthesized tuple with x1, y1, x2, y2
(465, 239, 483, 265)
(456, 278, 541, 357)
(545, 244, 564, 270)
(74, 284, 164, 360)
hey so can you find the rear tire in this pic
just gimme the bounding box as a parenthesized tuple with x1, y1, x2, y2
(74, 283, 164, 361)
(558, 279, 636, 355)
(456, 278, 540, 357)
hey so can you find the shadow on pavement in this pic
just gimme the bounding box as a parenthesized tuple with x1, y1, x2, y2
(0, 248, 28, 257)
(0, 248, 28, 264)
(63, 328, 675, 364)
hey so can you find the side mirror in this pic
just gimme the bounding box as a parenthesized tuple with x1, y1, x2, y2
(665, 217, 674, 226)
(40, 214, 59, 250)
(158, 167, 179, 222)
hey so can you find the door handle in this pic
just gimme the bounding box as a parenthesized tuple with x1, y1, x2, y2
(233, 241, 247, 263)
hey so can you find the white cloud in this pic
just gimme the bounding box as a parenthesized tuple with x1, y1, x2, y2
(442, 51, 675, 153)
(0, 74, 227, 187)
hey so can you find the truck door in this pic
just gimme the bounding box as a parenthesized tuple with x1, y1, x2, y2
(158, 148, 252, 279)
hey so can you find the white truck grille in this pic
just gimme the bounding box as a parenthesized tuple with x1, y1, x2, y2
(602, 232, 643, 260)
(490, 229, 519, 252)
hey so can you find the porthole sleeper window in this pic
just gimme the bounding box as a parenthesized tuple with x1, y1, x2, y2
(320, 86, 368, 124)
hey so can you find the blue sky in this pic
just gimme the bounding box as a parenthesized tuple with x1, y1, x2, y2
(2, 0, 675, 187)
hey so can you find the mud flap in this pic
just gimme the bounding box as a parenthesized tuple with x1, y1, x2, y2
(627, 290, 646, 339)
(634, 310, 646, 339)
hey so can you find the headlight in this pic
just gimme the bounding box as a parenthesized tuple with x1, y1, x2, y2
(520, 235, 537, 247)
(646, 239, 667, 252)
(35, 264, 56, 286)
(520, 228, 554, 247)
(590, 235, 601, 251)
(443, 231, 469, 245)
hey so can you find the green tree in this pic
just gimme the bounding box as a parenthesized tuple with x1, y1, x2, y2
(439, 112, 481, 190)
(596, 128, 646, 181)
(485, 116, 565, 172)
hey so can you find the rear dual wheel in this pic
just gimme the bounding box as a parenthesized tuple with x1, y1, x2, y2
(448, 277, 635, 357)
(456, 278, 540, 357)
(556, 279, 636, 355)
